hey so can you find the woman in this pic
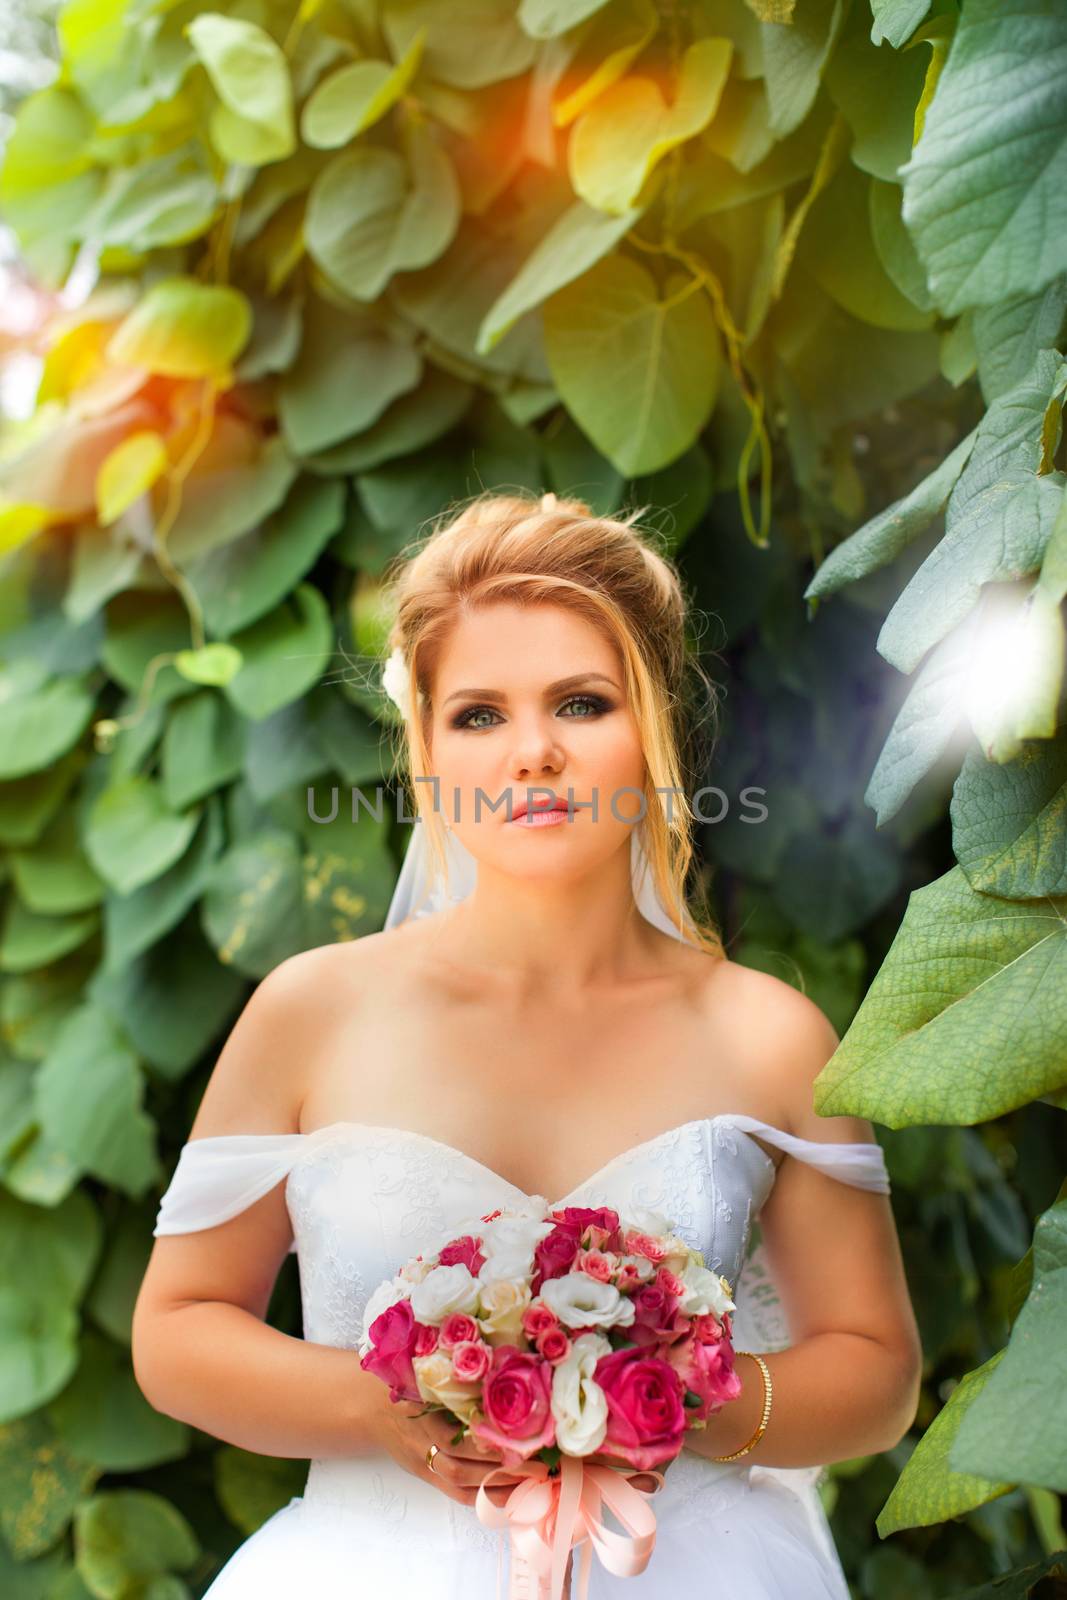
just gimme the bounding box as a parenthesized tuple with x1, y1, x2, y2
(133, 491, 922, 1598)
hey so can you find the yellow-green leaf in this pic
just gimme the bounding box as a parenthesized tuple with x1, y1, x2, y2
(301, 32, 425, 149)
(107, 278, 252, 378)
(95, 432, 168, 526)
(186, 13, 295, 167)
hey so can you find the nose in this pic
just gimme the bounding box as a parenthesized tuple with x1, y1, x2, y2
(508, 713, 565, 782)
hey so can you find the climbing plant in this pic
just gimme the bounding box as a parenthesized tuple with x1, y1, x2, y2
(0, 0, 1064, 1594)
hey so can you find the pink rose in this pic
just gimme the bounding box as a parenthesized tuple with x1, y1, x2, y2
(665, 1332, 742, 1422)
(440, 1312, 480, 1349)
(469, 1346, 556, 1468)
(532, 1223, 581, 1293)
(522, 1302, 560, 1340)
(594, 1346, 688, 1470)
(452, 1339, 491, 1382)
(615, 1262, 648, 1293)
(413, 1321, 440, 1357)
(438, 1235, 486, 1274)
(551, 1205, 621, 1251)
(622, 1230, 668, 1266)
(536, 1326, 572, 1364)
(576, 1248, 614, 1282)
(693, 1312, 727, 1345)
(359, 1299, 421, 1403)
(655, 1266, 687, 1298)
(630, 1283, 679, 1343)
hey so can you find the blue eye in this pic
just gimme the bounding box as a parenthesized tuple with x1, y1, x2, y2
(451, 694, 612, 731)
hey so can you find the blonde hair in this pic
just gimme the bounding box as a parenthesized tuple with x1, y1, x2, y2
(380, 489, 724, 959)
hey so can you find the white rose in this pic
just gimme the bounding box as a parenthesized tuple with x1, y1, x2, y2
(481, 1215, 556, 1256)
(399, 1256, 435, 1286)
(624, 1204, 671, 1236)
(381, 647, 413, 720)
(359, 1277, 410, 1356)
(550, 1332, 611, 1455)
(677, 1264, 736, 1318)
(413, 1350, 481, 1423)
(539, 1272, 636, 1331)
(409, 1263, 481, 1324)
(478, 1278, 531, 1345)
(479, 1248, 538, 1284)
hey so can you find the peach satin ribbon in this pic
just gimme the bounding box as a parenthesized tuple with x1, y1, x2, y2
(475, 1455, 667, 1600)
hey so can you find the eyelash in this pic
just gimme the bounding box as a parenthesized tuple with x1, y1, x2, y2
(450, 694, 613, 731)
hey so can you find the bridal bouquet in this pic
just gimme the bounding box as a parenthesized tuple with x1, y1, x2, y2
(358, 1195, 743, 1600)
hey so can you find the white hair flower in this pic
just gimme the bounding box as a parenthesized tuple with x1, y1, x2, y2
(381, 646, 413, 720)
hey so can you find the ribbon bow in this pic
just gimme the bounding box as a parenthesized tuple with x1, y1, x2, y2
(475, 1454, 666, 1600)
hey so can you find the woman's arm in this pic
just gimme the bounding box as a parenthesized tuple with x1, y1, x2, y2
(132, 950, 390, 1459)
(689, 983, 923, 1468)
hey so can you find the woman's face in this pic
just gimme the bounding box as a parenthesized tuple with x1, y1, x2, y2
(426, 602, 647, 888)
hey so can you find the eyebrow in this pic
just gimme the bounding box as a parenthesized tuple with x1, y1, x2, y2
(442, 673, 621, 708)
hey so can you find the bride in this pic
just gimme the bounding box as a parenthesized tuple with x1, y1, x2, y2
(133, 490, 922, 1598)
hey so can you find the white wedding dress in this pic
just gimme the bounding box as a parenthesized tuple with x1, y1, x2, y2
(153, 824, 890, 1595)
(153, 1109, 890, 1597)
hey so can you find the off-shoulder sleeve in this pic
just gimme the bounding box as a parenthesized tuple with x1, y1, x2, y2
(153, 1133, 311, 1254)
(722, 1112, 891, 1194)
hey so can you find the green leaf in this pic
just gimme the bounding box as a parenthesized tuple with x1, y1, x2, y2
(381, 0, 536, 90)
(973, 277, 1067, 404)
(85, 1208, 154, 1344)
(797, 162, 936, 331)
(185, 14, 295, 167)
(813, 864, 1067, 1126)
(74, 1490, 199, 1600)
(899, 0, 1067, 315)
(0, 900, 98, 975)
(305, 124, 461, 301)
(871, 0, 931, 49)
(167, 433, 298, 565)
(477, 197, 647, 355)
(48, 1331, 189, 1473)
(0, 1409, 98, 1559)
(9, 808, 104, 916)
(107, 278, 252, 378)
(761, 0, 846, 137)
(518, 0, 610, 36)
(35, 1003, 160, 1198)
(950, 1555, 1067, 1600)
(303, 365, 472, 475)
(161, 691, 245, 810)
(876, 1350, 1012, 1535)
(569, 38, 732, 214)
(824, 4, 929, 181)
(951, 737, 1067, 897)
(0, 672, 95, 781)
(214, 1446, 307, 1534)
(0, 1186, 101, 1422)
(301, 32, 424, 149)
(544, 254, 722, 476)
(950, 1198, 1067, 1492)
(85, 776, 201, 896)
(805, 425, 977, 599)
(103, 798, 225, 972)
(278, 299, 422, 456)
(222, 583, 333, 722)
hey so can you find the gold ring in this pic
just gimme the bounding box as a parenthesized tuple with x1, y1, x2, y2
(425, 1443, 440, 1473)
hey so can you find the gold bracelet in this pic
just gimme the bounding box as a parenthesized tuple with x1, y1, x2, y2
(710, 1352, 773, 1462)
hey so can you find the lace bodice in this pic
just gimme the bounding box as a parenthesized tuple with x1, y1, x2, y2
(152, 1113, 890, 1553)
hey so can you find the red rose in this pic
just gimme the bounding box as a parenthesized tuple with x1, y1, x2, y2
(532, 1223, 581, 1293)
(438, 1235, 486, 1274)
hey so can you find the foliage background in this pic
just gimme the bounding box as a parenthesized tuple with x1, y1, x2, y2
(0, 0, 1064, 1595)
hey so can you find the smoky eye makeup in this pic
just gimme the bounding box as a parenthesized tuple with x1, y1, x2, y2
(449, 692, 614, 731)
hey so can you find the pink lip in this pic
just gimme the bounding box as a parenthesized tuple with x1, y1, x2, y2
(510, 798, 573, 826)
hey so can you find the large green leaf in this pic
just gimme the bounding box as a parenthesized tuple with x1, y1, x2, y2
(161, 691, 245, 811)
(0, 669, 95, 781)
(305, 125, 461, 302)
(899, 0, 1067, 315)
(48, 1331, 189, 1473)
(278, 299, 422, 456)
(973, 278, 1067, 404)
(185, 14, 295, 167)
(951, 737, 1067, 898)
(761, 0, 845, 136)
(85, 776, 201, 897)
(0, 1409, 98, 1559)
(74, 1490, 199, 1600)
(35, 1003, 160, 1198)
(214, 1446, 307, 1535)
(381, 0, 536, 89)
(805, 425, 976, 600)
(223, 583, 333, 722)
(477, 197, 647, 355)
(10, 808, 104, 915)
(813, 865, 1067, 1126)
(876, 1350, 1012, 1535)
(103, 797, 225, 972)
(301, 33, 424, 149)
(950, 1198, 1067, 1491)
(108, 278, 251, 379)
(544, 254, 722, 476)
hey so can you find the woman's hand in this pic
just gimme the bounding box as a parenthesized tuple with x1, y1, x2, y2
(372, 1396, 543, 1508)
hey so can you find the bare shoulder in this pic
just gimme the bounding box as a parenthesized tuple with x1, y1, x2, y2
(701, 957, 876, 1145)
(184, 939, 389, 1140)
